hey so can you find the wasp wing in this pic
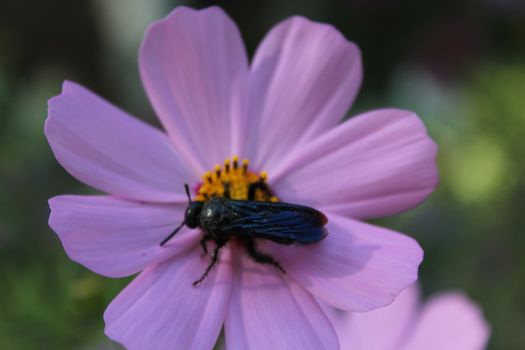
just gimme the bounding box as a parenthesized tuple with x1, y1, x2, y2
(220, 200, 328, 244)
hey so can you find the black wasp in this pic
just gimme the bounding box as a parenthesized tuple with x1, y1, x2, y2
(160, 183, 328, 286)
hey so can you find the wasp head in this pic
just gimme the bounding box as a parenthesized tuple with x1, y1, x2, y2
(185, 201, 203, 229)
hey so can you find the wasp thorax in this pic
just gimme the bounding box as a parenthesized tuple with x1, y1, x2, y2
(195, 156, 278, 202)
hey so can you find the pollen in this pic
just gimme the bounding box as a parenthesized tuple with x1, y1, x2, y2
(195, 156, 279, 202)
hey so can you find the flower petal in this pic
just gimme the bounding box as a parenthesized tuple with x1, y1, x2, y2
(225, 247, 339, 350)
(45, 81, 194, 202)
(267, 214, 423, 312)
(245, 16, 362, 172)
(49, 195, 199, 277)
(104, 246, 232, 350)
(322, 285, 420, 350)
(140, 6, 248, 171)
(402, 293, 490, 350)
(272, 109, 438, 220)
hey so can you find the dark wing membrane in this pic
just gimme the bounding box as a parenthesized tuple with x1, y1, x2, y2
(220, 200, 328, 244)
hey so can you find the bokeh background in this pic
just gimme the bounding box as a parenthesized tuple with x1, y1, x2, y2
(1, 0, 524, 349)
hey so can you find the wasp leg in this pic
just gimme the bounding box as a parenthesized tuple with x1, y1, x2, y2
(247, 181, 272, 200)
(193, 239, 228, 287)
(199, 234, 214, 256)
(243, 238, 286, 274)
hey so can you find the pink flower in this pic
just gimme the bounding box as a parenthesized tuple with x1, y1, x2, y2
(46, 6, 438, 350)
(324, 285, 490, 350)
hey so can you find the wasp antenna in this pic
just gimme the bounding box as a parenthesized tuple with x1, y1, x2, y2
(184, 183, 192, 204)
(160, 221, 185, 246)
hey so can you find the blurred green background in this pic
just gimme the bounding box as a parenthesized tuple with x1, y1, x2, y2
(1, 0, 524, 349)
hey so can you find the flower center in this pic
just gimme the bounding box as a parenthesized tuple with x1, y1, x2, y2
(195, 156, 278, 202)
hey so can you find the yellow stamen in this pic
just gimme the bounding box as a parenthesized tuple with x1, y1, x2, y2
(214, 165, 221, 179)
(194, 157, 278, 202)
(233, 155, 239, 170)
